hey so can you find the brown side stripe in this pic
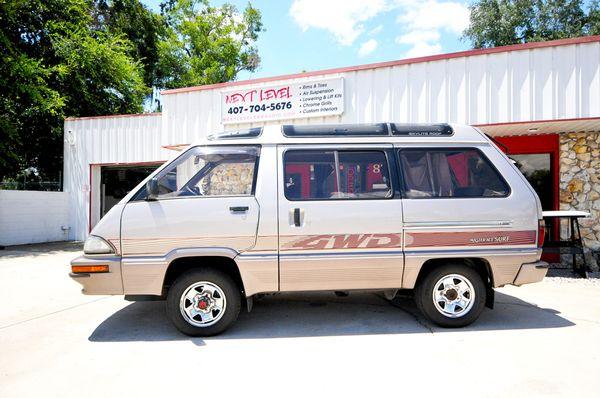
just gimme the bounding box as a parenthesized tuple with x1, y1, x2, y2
(405, 230, 536, 247)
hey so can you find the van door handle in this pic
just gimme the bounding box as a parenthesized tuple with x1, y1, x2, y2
(293, 208, 301, 227)
(230, 206, 249, 213)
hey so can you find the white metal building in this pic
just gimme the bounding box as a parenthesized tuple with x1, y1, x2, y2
(63, 35, 600, 255)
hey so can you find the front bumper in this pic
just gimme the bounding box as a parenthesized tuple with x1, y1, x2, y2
(69, 255, 123, 294)
(513, 261, 549, 286)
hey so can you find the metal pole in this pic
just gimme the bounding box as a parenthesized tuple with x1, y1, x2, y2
(333, 151, 341, 195)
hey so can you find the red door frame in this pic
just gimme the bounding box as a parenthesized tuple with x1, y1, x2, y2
(493, 134, 560, 262)
(493, 134, 560, 211)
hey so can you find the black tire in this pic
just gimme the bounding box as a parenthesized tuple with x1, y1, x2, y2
(166, 268, 241, 336)
(415, 264, 486, 328)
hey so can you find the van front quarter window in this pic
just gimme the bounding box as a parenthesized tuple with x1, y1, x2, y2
(153, 146, 260, 199)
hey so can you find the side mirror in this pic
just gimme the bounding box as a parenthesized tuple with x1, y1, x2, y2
(146, 177, 159, 201)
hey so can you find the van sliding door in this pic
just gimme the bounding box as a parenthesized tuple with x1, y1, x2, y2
(277, 144, 404, 292)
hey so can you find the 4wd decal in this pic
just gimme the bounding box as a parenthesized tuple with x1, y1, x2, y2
(283, 233, 402, 250)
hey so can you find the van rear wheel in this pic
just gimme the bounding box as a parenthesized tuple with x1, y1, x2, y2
(166, 269, 241, 336)
(415, 264, 486, 328)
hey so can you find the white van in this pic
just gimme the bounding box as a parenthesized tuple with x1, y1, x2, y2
(70, 123, 548, 336)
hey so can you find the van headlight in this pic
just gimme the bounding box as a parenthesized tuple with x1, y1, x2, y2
(84, 235, 115, 255)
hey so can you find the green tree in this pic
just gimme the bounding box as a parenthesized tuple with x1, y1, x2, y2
(0, 0, 147, 182)
(0, 0, 264, 183)
(464, 0, 600, 48)
(157, 0, 263, 89)
(93, 0, 165, 88)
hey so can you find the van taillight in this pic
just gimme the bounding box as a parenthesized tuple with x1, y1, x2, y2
(537, 220, 546, 248)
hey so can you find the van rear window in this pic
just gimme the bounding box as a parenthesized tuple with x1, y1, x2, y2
(284, 150, 392, 200)
(398, 148, 509, 198)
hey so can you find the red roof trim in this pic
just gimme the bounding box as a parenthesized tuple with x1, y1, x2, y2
(65, 112, 161, 122)
(161, 35, 600, 96)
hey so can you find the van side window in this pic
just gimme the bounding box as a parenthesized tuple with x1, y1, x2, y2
(154, 146, 259, 199)
(398, 148, 509, 198)
(284, 150, 391, 200)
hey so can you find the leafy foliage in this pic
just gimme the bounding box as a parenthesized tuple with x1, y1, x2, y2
(93, 0, 165, 88)
(0, 0, 263, 182)
(0, 0, 148, 181)
(464, 0, 600, 48)
(157, 0, 263, 89)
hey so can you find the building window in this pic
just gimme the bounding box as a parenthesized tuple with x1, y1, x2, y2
(284, 150, 392, 200)
(154, 146, 259, 199)
(398, 148, 509, 198)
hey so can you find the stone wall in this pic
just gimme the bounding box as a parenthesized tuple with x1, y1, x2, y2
(559, 131, 600, 268)
(202, 163, 255, 196)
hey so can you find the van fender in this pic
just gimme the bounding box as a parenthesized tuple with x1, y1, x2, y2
(161, 248, 279, 298)
(161, 248, 279, 299)
(122, 247, 241, 295)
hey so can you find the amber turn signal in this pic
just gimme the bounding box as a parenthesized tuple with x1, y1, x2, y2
(71, 265, 109, 274)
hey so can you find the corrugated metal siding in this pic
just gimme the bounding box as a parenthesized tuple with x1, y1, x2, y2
(161, 41, 600, 146)
(63, 114, 167, 240)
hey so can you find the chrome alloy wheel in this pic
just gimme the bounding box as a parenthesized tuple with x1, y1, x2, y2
(179, 281, 227, 327)
(432, 274, 475, 318)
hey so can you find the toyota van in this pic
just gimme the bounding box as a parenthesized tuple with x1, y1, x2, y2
(70, 123, 548, 336)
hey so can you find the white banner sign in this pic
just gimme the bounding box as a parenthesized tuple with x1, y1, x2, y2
(221, 77, 344, 124)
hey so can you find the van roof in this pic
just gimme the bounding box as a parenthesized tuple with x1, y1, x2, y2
(191, 123, 489, 146)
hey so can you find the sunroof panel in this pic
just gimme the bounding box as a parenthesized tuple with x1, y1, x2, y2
(282, 123, 389, 137)
(390, 123, 453, 137)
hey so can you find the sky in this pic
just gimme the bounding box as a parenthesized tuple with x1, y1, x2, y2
(142, 0, 474, 81)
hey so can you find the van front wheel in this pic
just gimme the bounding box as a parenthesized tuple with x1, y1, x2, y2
(166, 269, 241, 336)
(415, 264, 486, 328)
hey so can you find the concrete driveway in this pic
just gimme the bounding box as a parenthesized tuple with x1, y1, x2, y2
(1, 243, 599, 397)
